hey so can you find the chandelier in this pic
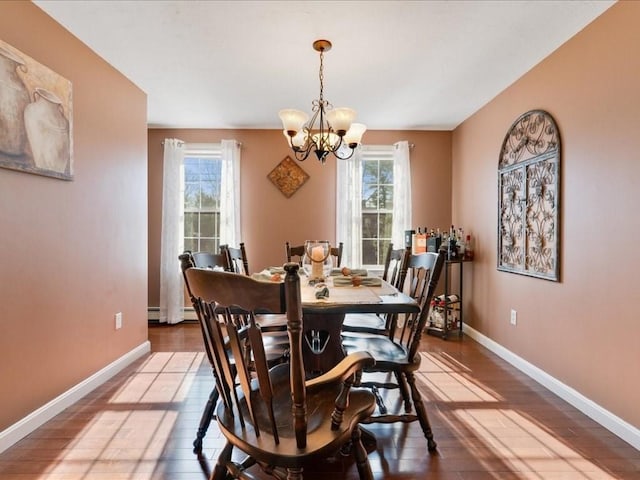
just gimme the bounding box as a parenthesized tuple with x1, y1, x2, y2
(279, 39, 366, 163)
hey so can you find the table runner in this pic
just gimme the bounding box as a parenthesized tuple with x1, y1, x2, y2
(301, 276, 396, 304)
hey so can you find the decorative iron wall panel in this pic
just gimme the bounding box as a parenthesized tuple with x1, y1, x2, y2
(498, 110, 560, 281)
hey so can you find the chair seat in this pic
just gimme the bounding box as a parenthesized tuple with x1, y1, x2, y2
(342, 334, 414, 368)
(220, 330, 289, 364)
(256, 313, 288, 332)
(342, 313, 387, 334)
(260, 340, 289, 363)
(216, 363, 375, 465)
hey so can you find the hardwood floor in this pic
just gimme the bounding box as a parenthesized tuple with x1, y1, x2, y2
(1, 323, 638, 479)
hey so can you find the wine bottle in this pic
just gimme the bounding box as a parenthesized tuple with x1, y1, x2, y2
(464, 234, 474, 260)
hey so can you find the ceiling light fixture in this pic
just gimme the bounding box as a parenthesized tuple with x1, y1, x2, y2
(279, 39, 366, 164)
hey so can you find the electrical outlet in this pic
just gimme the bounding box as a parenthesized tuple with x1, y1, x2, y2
(115, 312, 123, 330)
(510, 309, 517, 326)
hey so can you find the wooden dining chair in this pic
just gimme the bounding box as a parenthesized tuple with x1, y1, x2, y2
(286, 241, 344, 267)
(185, 263, 376, 480)
(219, 242, 290, 334)
(220, 243, 249, 275)
(341, 244, 410, 334)
(179, 252, 289, 453)
(331, 242, 344, 267)
(342, 250, 445, 453)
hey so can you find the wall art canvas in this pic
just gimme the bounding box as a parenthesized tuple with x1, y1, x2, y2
(268, 155, 309, 198)
(0, 38, 73, 180)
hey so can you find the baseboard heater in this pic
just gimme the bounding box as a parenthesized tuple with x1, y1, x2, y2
(147, 307, 198, 323)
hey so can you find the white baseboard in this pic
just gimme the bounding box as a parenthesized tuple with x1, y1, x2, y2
(0, 341, 151, 454)
(463, 324, 640, 451)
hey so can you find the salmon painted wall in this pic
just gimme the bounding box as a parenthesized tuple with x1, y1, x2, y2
(0, 2, 148, 431)
(452, 1, 639, 428)
(147, 129, 451, 307)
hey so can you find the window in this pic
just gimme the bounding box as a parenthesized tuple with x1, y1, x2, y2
(159, 139, 240, 324)
(336, 141, 411, 270)
(361, 149, 395, 267)
(183, 145, 222, 253)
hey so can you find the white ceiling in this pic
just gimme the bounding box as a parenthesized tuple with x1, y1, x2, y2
(33, 0, 615, 131)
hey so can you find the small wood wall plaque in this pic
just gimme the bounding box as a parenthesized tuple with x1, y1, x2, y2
(268, 156, 310, 198)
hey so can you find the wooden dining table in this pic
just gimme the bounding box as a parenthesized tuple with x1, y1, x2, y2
(298, 275, 420, 375)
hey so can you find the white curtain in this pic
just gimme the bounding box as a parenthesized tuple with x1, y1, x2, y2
(159, 138, 185, 324)
(336, 148, 363, 268)
(392, 140, 412, 249)
(219, 139, 241, 247)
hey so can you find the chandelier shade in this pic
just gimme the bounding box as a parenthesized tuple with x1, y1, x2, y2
(279, 109, 309, 134)
(279, 39, 366, 163)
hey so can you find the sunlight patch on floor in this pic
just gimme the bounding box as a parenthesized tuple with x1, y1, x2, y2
(454, 408, 613, 478)
(418, 352, 500, 402)
(418, 351, 617, 479)
(42, 352, 205, 478)
(47, 410, 178, 478)
(109, 352, 205, 404)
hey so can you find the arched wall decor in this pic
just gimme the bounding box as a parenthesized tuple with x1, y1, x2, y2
(498, 109, 560, 281)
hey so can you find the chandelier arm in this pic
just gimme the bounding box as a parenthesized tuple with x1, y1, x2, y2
(332, 134, 344, 152)
(291, 124, 316, 162)
(292, 149, 312, 162)
(333, 144, 356, 161)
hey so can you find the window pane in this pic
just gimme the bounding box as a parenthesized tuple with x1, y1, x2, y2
(184, 159, 200, 182)
(184, 238, 198, 253)
(362, 239, 378, 265)
(379, 239, 392, 265)
(379, 160, 394, 182)
(184, 212, 198, 237)
(200, 238, 218, 253)
(379, 185, 394, 210)
(202, 160, 221, 183)
(184, 182, 200, 209)
(362, 161, 378, 184)
(200, 182, 217, 209)
(380, 213, 393, 238)
(362, 213, 378, 238)
(200, 212, 216, 237)
(362, 185, 380, 210)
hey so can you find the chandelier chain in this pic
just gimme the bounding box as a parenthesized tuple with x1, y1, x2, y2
(319, 49, 324, 103)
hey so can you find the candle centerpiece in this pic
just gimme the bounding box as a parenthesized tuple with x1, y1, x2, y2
(302, 240, 332, 280)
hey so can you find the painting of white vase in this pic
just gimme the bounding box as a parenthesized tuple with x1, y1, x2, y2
(0, 38, 73, 180)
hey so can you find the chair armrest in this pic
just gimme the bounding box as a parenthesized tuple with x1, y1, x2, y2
(305, 351, 374, 389)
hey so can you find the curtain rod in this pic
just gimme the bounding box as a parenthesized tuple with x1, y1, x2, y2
(368, 143, 415, 150)
(161, 140, 242, 147)
(160, 139, 183, 146)
(160, 139, 407, 148)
